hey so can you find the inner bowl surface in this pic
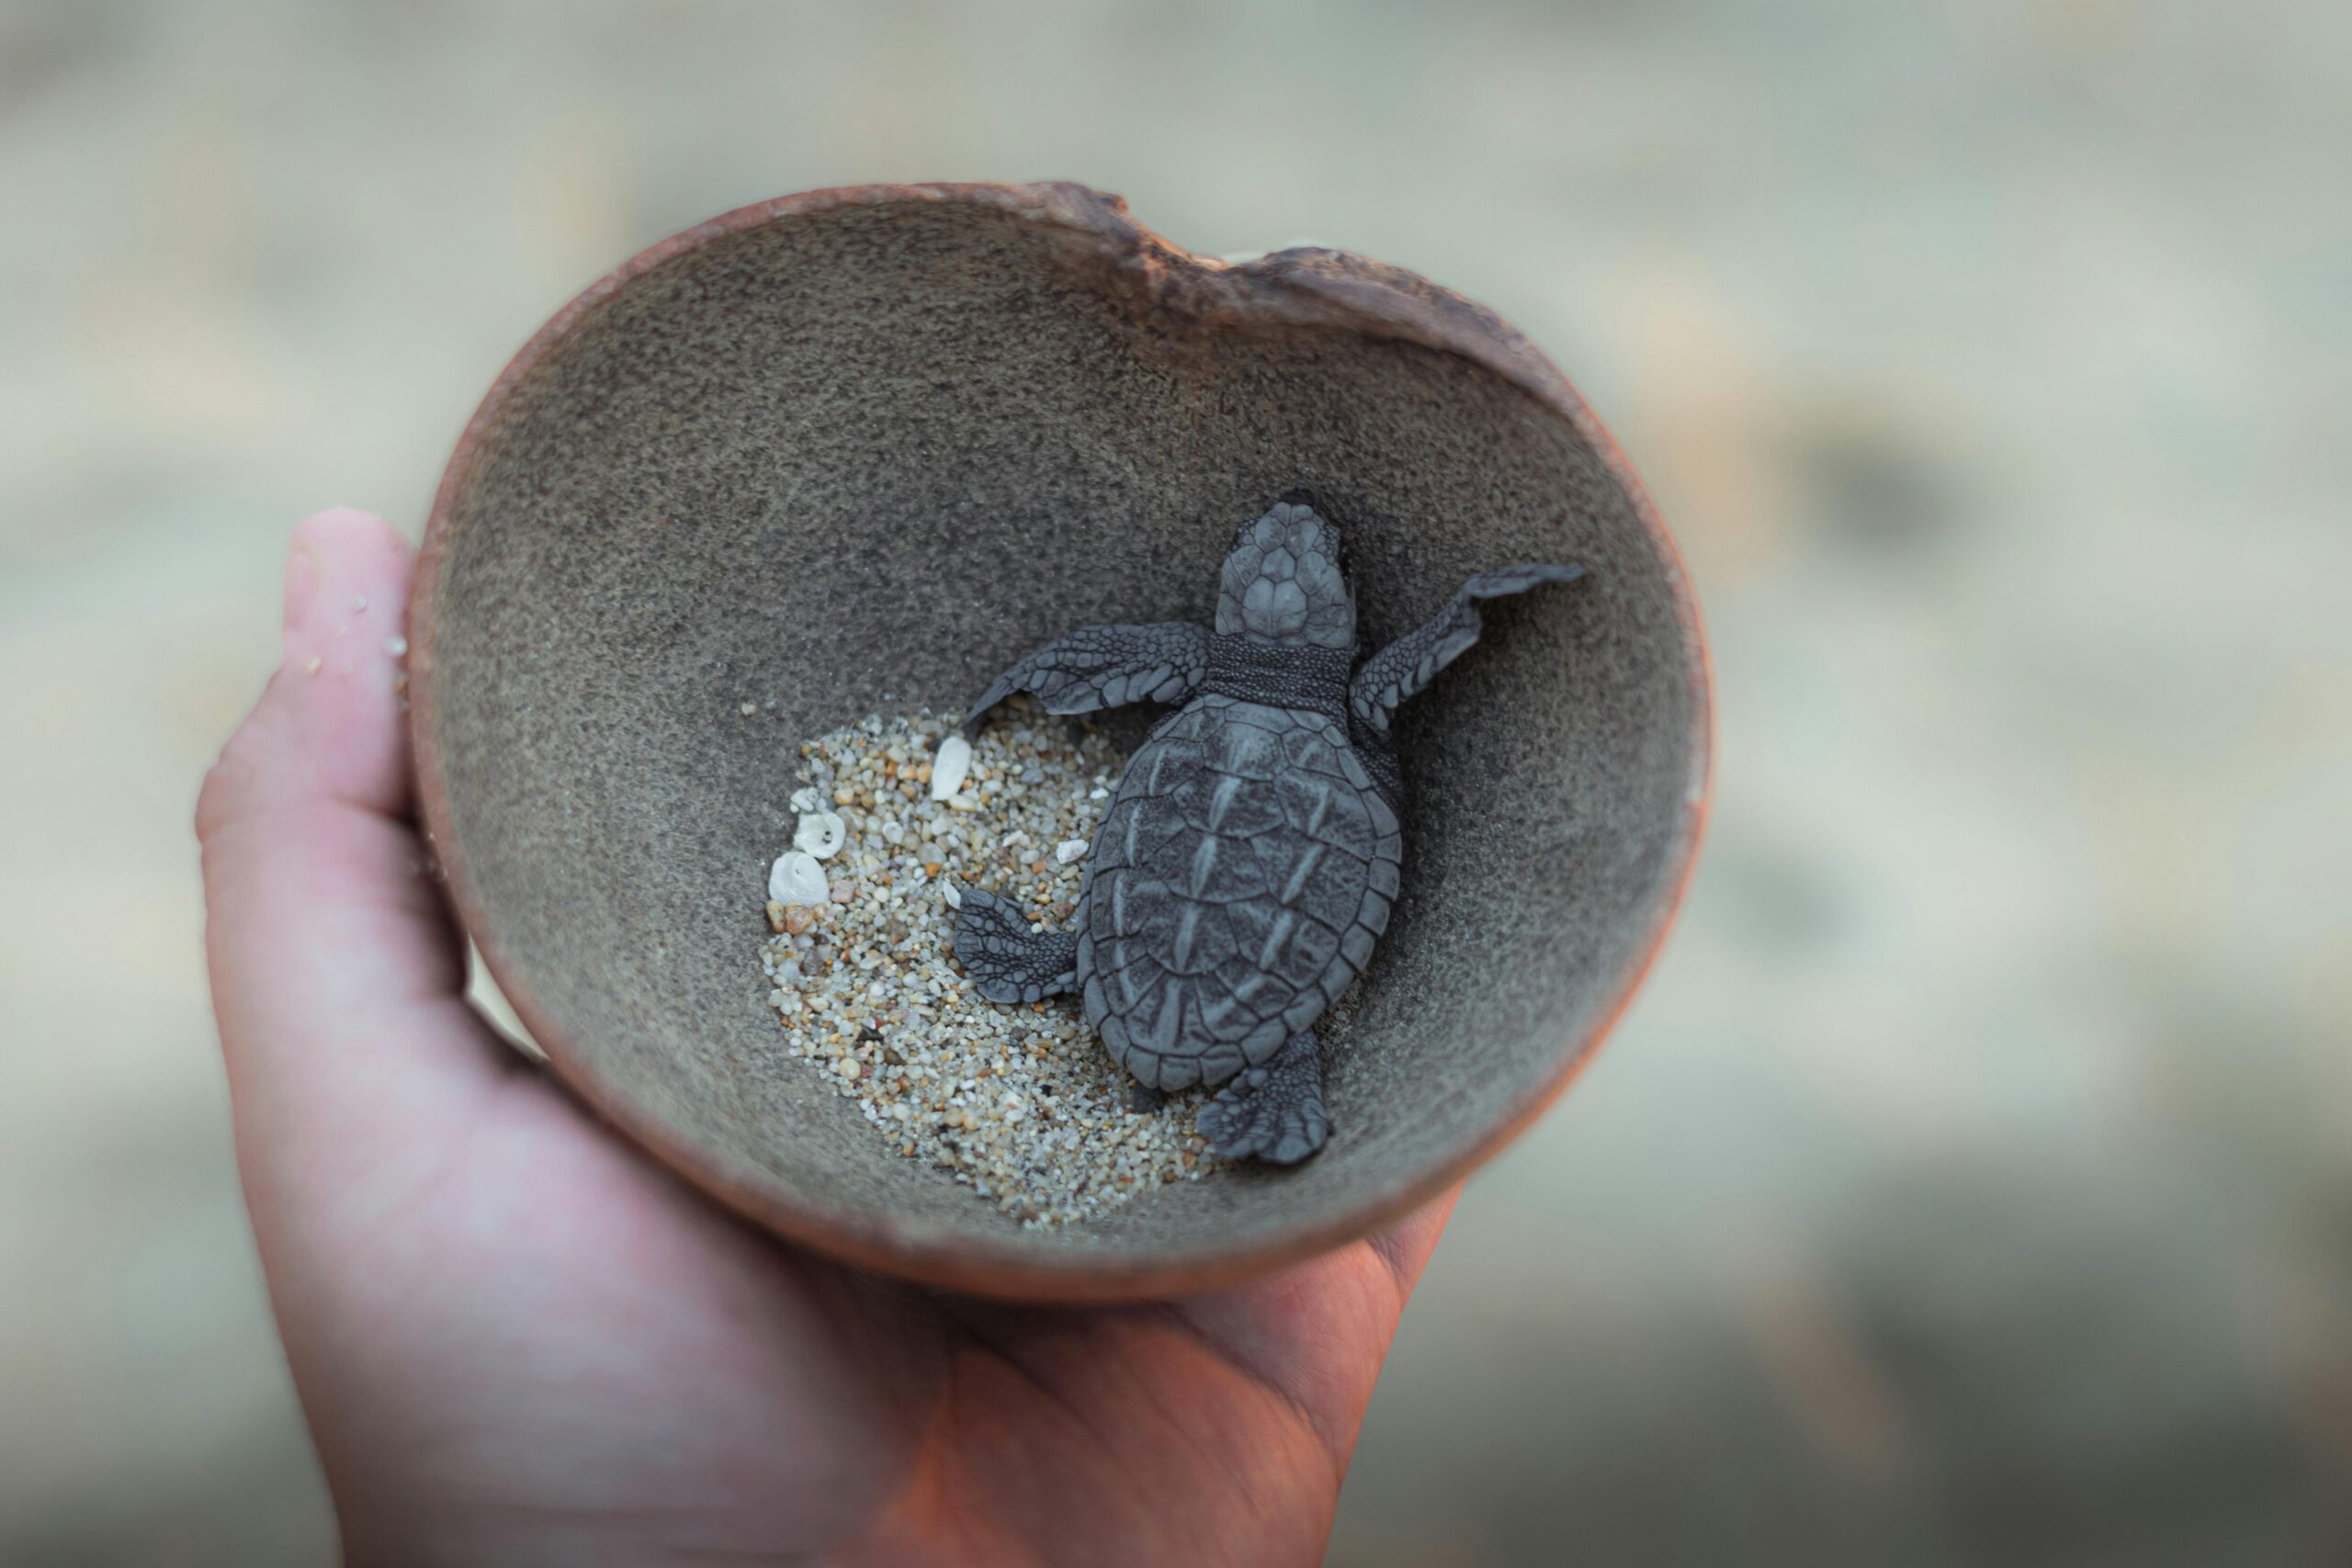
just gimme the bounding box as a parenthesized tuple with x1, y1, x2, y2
(412, 182, 1709, 1298)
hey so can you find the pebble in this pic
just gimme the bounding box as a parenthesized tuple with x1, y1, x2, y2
(794, 810, 847, 860)
(929, 733, 973, 799)
(790, 785, 824, 813)
(768, 851, 830, 906)
(755, 698, 1217, 1228)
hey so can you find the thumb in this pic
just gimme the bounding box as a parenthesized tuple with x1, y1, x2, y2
(197, 508, 515, 1228)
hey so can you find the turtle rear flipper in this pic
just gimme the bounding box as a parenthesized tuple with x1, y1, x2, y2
(1198, 1029, 1329, 1164)
(951, 887, 1077, 1004)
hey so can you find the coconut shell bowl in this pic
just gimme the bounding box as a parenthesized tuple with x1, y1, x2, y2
(407, 182, 1711, 1300)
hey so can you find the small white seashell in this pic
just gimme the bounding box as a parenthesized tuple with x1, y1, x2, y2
(942, 879, 963, 909)
(930, 734, 973, 800)
(767, 851, 829, 906)
(790, 785, 823, 813)
(794, 810, 847, 860)
(1055, 839, 1090, 864)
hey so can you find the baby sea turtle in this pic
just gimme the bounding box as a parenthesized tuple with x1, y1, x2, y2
(952, 496, 1584, 1164)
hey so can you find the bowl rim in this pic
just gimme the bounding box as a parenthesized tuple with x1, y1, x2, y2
(408, 180, 1714, 1301)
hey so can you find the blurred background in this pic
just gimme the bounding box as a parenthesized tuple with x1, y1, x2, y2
(2, 0, 2346, 1562)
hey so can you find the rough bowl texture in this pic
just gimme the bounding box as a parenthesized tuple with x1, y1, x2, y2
(409, 181, 1711, 1299)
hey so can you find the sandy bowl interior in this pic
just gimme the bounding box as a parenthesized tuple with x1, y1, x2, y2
(412, 183, 1708, 1297)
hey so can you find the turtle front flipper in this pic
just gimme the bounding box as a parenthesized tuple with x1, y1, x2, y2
(1349, 563, 1587, 735)
(961, 622, 1210, 740)
(1197, 1029, 1329, 1165)
(950, 887, 1078, 1003)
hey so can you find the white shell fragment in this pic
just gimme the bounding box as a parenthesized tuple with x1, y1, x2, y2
(767, 850, 830, 907)
(942, 879, 964, 909)
(789, 785, 824, 813)
(794, 810, 847, 860)
(1055, 839, 1090, 864)
(929, 734, 973, 799)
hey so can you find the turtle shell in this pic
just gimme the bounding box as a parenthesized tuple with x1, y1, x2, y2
(1074, 694, 1405, 1091)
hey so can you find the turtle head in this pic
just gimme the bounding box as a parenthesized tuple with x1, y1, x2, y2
(1216, 494, 1356, 649)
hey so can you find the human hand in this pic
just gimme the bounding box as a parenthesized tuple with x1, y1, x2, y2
(198, 508, 1457, 1567)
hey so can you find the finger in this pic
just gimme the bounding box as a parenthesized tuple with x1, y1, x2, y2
(1163, 1183, 1464, 1469)
(197, 508, 515, 1205)
(1365, 1180, 1463, 1301)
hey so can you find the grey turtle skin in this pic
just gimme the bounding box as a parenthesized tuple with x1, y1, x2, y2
(952, 497, 1585, 1164)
